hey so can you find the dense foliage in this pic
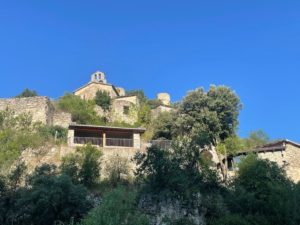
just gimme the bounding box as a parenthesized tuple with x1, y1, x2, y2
(0, 109, 66, 172)
(57, 93, 105, 125)
(80, 187, 149, 225)
(0, 164, 91, 225)
(3, 85, 300, 225)
(61, 144, 102, 187)
(209, 155, 300, 225)
(94, 90, 111, 112)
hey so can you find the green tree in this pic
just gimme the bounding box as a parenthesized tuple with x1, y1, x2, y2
(0, 109, 55, 172)
(15, 88, 38, 98)
(135, 145, 221, 199)
(152, 112, 174, 140)
(80, 187, 149, 225)
(173, 86, 242, 147)
(243, 130, 269, 150)
(15, 165, 90, 225)
(57, 93, 104, 125)
(104, 154, 130, 186)
(226, 155, 294, 225)
(61, 144, 102, 187)
(94, 90, 111, 112)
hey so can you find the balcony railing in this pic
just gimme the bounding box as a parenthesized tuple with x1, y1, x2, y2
(74, 137, 103, 146)
(106, 138, 133, 147)
(73, 137, 134, 147)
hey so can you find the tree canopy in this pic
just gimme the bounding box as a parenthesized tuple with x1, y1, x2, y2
(94, 90, 111, 112)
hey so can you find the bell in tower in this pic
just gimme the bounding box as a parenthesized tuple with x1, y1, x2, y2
(91, 71, 107, 84)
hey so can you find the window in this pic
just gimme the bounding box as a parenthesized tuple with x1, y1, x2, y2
(123, 106, 130, 115)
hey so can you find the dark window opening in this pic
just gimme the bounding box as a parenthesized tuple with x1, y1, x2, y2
(123, 106, 130, 115)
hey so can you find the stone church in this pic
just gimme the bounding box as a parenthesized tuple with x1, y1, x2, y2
(74, 71, 173, 124)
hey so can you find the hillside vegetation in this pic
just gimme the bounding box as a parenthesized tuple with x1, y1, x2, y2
(1, 86, 299, 225)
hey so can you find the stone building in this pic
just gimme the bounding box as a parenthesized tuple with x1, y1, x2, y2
(74, 71, 125, 99)
(0, 96, 71, 128)
(151, 92, 174, 118)
(227, 140, 300, 182)
(74, 71, 139, 125)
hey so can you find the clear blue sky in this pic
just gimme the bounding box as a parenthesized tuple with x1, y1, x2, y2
(0, 1, 299, 142)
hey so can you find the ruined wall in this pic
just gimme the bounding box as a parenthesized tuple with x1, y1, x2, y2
(111, 98, 138, 125)
(53, 111, 72, 128)
(0, 97, 71, 128)
(0, 97, 55, 125)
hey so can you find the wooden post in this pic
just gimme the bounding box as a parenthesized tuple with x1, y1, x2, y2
(103, 132, 106, 147)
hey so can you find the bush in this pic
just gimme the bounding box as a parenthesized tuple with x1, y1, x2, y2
(211, 214, 252, 225)
(135, 145, 221, 199)
(80, 187, 149, 225)
(94, 90, 111, 111)
(226, 155, 295, 225)
(15, 88, 38, 98)
(57, 93, 104, 125)
(0, 164, 91, 225)
(104, 154, 130, 186)
(61, 144, 103, 188)
(152, 112, 174, 140)
(0, 110, 57, 172)
(37, 125, 67, 142)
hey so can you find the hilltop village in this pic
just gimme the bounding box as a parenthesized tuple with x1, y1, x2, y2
(0, 70, 300, 183)
(1, 70, 300, 225)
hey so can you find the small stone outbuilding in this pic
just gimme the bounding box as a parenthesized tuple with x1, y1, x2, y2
(227, 140, 300, 182)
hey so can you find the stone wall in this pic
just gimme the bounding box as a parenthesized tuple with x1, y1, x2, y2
(257, 150, 285, 167)
(53, 111, 72, 128)
(284, 144, 300, 182)
(0, 97, 71, 128)
(111, 98, 138, 125)
(251, 143, 300, 182)
(0, 96, 55, 125)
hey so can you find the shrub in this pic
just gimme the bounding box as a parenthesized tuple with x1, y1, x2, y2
(211, 214, 252, 225)
(135, 145, 221, 199)
(104, 154, 130, 186)
(37, 125, 67, 142)
(57, 93, 104, 125)
(80, 187, 149, 225)
(226, 155, 295, 225)
(15, 88, 38, 98)
(61, 144, 103, 188)
(0, 109, 56, 172)
(1, 164, 91, 225)
(152, 112, 174, 140)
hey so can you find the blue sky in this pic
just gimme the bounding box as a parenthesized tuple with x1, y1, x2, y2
(0, 1, 299, 141)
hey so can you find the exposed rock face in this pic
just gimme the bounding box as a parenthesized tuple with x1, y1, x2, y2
(19, 144, 146, 178)
(139, 195, 205, 225)
(19, 145, 76, 173)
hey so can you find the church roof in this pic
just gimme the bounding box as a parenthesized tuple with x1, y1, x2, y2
(73, 81, 120, 97)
